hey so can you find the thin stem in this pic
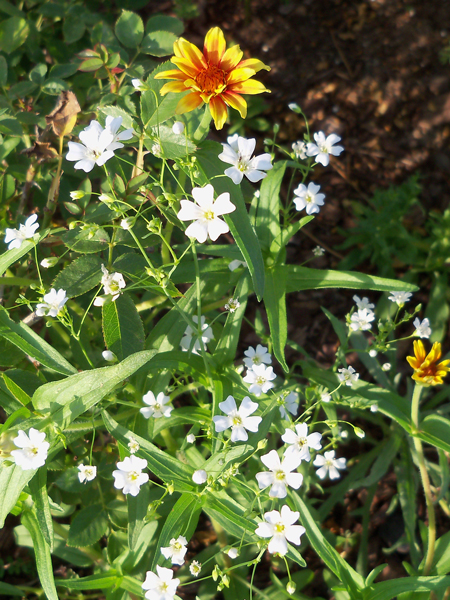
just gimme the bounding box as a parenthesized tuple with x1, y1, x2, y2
(43, 135, 64, 229)
(411, 383, 436, 576)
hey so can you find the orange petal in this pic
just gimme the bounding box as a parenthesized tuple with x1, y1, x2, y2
(222, 91, 247, 118)
(220, 44, 243, 72)
(203, 27, 226, 65)
(159, 81, 188, 95)
(171, 57, 199, 78)
(154, 69, 187, 81)
(228, 79, 270, 95)
(226, 67, 257, 85)
(209, 95, 228, 130)
(177, 38, 207, 71)
(237, 58, 271, 73)
(175, 92, 204, 115)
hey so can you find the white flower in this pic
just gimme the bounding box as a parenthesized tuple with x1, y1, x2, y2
(306, 131, 344, 167)
(190, 560, 201, 577)
(213, 395, 262, 442)
(353, 295, 375, 310)
(102, 350, 116, 361)
(414, 317, 432, 339)
(313, 246, 325, 256)
(4, 214, 39, 250)
(278, 391, 299, 419)
(369, 349, 378, 358)
(227, 548, 239, 559)
(11, 428, 50, 470)
(161, 536, 188, 565)
(142, 565, 179, 600)
(192, 469, 207, 484)
(140, 391, 173, 419)
(349, 308, 375, 332)
(321, 392, 331, 403)
(225, 297, 240, 313)
(177, 184, 236, 243)
(337, 366, 359, 387)
(172, 121, 185, 135)
(218, 134, 273, 185)
(66, 120, 115, 172)
(281, 422, 322, 461)
(292, 140, 307, 160)
(243, 344, 272, 369)
(151, 143, 162, 157)
(112, 455, 149, 496)
(255, 505, 305, 556)
(382, 362, 391, 372)
(120, 218, 133, 230)
(180, 315, 214, 355)
(370, 404, 378, 413)
(243, 364, 276, 397)
(313, 450, 346, 480)
(77, 464, 97, 483)
(340, 429, 349, 439)
(104, 116, 134, 149)
(128, 437, 140, 454)
(100, 264, 126, 300)
(228, 259, 247, 271)
(131, 78, 145, 91)
(36, 288, 68, 317)
(293, 182, 325, 215)
(255, 449, 303, 498)
(388, 291, 412, 305)
(186, 434, 196, 444)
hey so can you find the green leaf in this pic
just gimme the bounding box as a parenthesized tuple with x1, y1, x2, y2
(264, 267, 288, 371)
(42, 78, 69, 96)
(214, 273, 250, 365)
(33, 350, 157, 428)
(285, 266, 418, 293)
(152, 493, 202, 569)
(127, 483, 149, 550)
(52, 254, 103, 298)
(141, 31, 177, 56)
(102, 410, 195, 491)
(0, 55, 7, 87)
(22, 509, 58, 600)
(0, 16, 29, 53)
(98, 105, 135, 131)
(255, 160, 286, 250)
(29, 63, 47, 84)
(2, 373, 32, 405)
(102, 294, 145, 361)
(395, 442, 421, 569)
(115, 10, 144, 48)
(29, 467, 53, 551)
(0, 582, 23, 597)
(291, 494, 364, 595)
(0, 306, 77, 376)
(68, 503, 108, 547)
(419, 414, 450, 452)
(196, 140, 265, 300)
(269, 215, 314, 257)
(363, 576, 450, 600)
(61, 226, 110, 254)
(146, 14, 184, 35)
(63, 17, 85, 44)
(141, 63, 185, 128)
(56, 571, 119, 590)
(0, 114, 23, 135)
(149, 124, 196, 159)
(0, 463, 35, 528)
(427, 273, 449, 343)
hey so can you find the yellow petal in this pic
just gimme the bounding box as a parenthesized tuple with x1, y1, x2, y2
(228, 79, 270, 95)
(159, 81, 188, 95)
(175, 92, 204, 115)
(226, 67, 257, 85)
(177, 38, 207, 71)
(171, 57, 199, 78)
(209, 95, 228, 130)
(222, 91, 247, 118)
(203, 27, 226, 65)
(237, 58, 271, 73)
(154, 69, 187, 81)
(220, 44, 243, 72)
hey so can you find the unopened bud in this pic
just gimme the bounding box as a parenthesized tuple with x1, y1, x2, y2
(70, 190, 85, 200)
(102, 350, 116, 362)
(286, 581, 296, 595)
(172, 121, 185, 135)
(257, 439, 268, 451)
(354, 427, 365, 439)
(120, 218, 134, 230)
(40, 257, 59, 269)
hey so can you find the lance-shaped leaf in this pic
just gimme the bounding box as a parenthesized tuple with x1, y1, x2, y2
(22, 509, 58, 600)
(102, 294, 145, 361)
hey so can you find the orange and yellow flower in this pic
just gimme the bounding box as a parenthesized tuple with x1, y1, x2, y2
(407, 340, 450, 386)
(154, 27, 270, 130)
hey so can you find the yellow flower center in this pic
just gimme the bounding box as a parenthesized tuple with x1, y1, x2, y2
(31, 446, 39, 455)
(274, 522, 285, 534)
(297, 437, 307, 447)
(154, 403, 161, 411)
(195, 64, 227, 95)
(203, 210, 215, 221)
(275, 469, 286, 481)
(129, 470, 139, 481)
(252, 356, 261, 365)
(256, 376, 266, 385)
(305, 194, 313, 204)
(232, 415, 242, 426)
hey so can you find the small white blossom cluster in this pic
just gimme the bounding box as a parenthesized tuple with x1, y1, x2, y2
(36, 289, 68, 318)
(180, 315, 214, 355)
(94, 264, 126, 306)
(66, 116, 134, 173)
(350, 295, 375, 332)
(242, 344, 276, 397)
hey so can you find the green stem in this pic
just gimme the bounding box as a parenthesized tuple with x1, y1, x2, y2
(193, 105, 212, 142)
(43, 135, 64, 229)
(411, 383, 436, 576)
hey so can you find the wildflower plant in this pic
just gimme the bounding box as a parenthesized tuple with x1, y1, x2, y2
(0, 7, 446, 600)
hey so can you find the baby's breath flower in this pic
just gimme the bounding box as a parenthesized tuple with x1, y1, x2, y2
(140, 391, 173, 419)
(213, 396, 262, 442)
(382, 362, 391, 372)
(113, 455, 149, 496)
(369, 349, 378, 358)
(142, 566, 179, 600)
(255, 505, 305, 556)
(190, 560, 202, 577)
(128, 437, 140, 454)
(370, 404, 378, 412)
(243, 364, 276, 397)
(11, 428, 50, 471)
(353, 295, 375, 310)
(321, 392, 331, 403)
(186, 434, 196, 444)
(313, 246, 325, 257)
(161, 536, 188, 565)
(256, 449, 303, 498)
(337, 366, 359, 387)
(77, 464, 97, 483)
(225, 297, 240, 313)
(4, 214, 39, 250)
(36, 289, 68, 318)
(306, 131, 344, 167)
(313, 450, 346, 480)
(120, 218, 134, 230)
(350, 308, 375, 332)
(388, 291, 412, 306)
(293, 182, 325, 215)
(227, 548, 239, 559)
(218, 134, 272, 185)
(228, 259, 247, 271)
(292, 140, 307, 160)
(413, 317, 432, 339)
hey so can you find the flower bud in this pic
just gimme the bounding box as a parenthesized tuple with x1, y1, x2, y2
(172, 121, 185, 135)
(187, 434, 195, 444)
(120, 218, 134, 230)
(354, 427, 365, 438)
(192, 469, 207, 484)
(286, 581, 296, 595)
(257, 439, 268, 450)
(102, 350, 116, 362)
(288, 102, 301, 113)
(40, 257, 59, 269)
(70, 190, 85, 200)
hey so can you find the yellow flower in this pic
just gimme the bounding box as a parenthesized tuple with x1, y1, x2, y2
(154, 27, 270, 130)
(407, 340, 450, 386)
